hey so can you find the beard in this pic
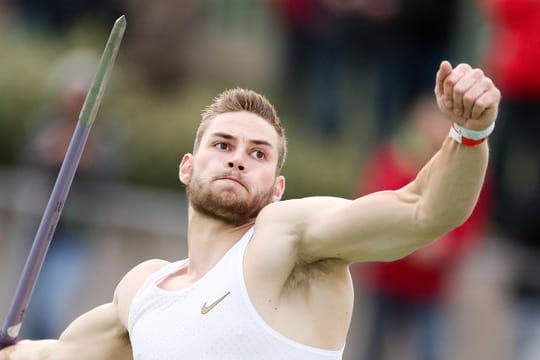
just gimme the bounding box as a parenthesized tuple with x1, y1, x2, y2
(186, 173, 275, 226)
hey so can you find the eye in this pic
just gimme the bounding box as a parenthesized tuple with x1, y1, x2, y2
(251, 150, 265, 160)
(215, 142, 229, 151)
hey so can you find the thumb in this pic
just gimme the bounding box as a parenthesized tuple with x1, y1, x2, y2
(435, 60, 453, 97)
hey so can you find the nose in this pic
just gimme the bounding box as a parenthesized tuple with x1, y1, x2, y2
(228, 161, 245, 171)
(227, 147, 246, 171)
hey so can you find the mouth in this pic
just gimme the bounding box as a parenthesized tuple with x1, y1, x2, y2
(216, 176, 247, 190)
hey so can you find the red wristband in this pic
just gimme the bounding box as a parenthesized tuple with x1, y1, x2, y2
(449, 122, 494, 147)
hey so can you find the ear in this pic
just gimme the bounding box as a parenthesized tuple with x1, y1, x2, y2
(179, 153, 193, 185)
(271, 175, 286, 202)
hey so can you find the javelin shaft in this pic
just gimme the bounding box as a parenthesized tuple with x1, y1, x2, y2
(0, 15, 126, 349)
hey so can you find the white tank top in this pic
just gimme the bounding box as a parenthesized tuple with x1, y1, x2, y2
(128, 227, 345, 359)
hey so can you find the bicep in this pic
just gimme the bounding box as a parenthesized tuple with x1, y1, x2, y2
(57, 303, 131, 359)
(301, 189, 437, 263)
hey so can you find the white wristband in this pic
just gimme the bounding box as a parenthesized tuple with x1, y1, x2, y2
(449, 122, 495, 146)
(452, 122, 495, 140)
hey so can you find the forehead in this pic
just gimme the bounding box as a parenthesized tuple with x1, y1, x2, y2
(202, 111, 279, 145)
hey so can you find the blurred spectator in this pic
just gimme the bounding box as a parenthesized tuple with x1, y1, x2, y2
(357, 0, 459, 143)
(326, 0, 458, 143)
(272, 0, 344, 138)
(477, 0, 540, 358)
(13, 0, 120, 32)
(0, 0, 17, 16)
(353, 94, 491, 360)
(119, 0, 201, 89)
(17, 49, 123, 339)
(273, 0, 459, 142)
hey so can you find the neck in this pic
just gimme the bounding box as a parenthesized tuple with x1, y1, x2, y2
(185, 206, 254, 277)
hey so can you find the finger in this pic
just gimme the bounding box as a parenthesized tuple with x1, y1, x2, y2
(435, 60, 453, 99)
(443, 63, 471, 109)
(464, 88, 489, 120)
(456, 69, 485, 119)
(470, 86, 500, 120)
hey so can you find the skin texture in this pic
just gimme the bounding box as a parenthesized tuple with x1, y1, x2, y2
(0, 61, 500, 359)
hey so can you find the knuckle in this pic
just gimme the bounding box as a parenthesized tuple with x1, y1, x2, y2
(472, 68, 484, 78)
(463, 93, 475, 105)
(475, 98, 488, 109)
(453, 87, 464, 97)
(445, 76, 458, 87)
(454, 82, 468, 94)
(487, 92, 499, 104)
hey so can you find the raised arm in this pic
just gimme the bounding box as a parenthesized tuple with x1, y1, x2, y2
(270, 61, 500, 264)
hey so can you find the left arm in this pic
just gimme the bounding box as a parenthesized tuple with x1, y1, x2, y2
(271, 61, 499, 264)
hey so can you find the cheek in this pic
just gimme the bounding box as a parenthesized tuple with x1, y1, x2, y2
(188, 164, 205, 186)
(200, 151, 227, 168)
(192, 155, 215, 175)
(253, 168, 277, 188)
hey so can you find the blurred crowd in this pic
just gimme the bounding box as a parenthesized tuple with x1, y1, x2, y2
(0, 1, 539, 359)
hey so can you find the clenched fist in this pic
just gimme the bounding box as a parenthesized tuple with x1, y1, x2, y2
(435, 61, 501, 131)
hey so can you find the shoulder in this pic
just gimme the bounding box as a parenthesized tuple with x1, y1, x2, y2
(248, 197, 351, 277)
(114, 259, 170, 325)
(253, 197, 352, 255)
(258, 197, 350, 225)
(116, 258, 170, 297)
(120, 259, 170, 284)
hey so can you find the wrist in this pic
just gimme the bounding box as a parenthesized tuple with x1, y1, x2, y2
(449, 122, 495, 147)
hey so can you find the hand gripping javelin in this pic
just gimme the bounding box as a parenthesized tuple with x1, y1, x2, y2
(0, 15, 126, 349)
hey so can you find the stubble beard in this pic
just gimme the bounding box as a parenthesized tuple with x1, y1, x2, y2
(186, 175, 275, 226)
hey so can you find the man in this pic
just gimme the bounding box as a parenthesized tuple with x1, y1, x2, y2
(0, 61, 500, 359)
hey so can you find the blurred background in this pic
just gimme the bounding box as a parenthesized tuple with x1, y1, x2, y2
(1, 0, 539, 359)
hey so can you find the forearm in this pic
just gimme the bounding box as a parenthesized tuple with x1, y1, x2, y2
(0, 304, 130, 360)
(408, 137, 489, 236)
(0, 339, 57, 360)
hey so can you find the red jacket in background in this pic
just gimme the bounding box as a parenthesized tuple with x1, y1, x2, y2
(479, 0, 540, 99)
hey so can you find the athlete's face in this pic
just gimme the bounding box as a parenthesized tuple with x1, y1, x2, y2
(179, 111, 285, 225)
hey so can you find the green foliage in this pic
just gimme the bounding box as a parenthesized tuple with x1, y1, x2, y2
(0, 17, 367, 199)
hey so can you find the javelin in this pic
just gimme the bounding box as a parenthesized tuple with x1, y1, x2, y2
(0, 15, 126, 349)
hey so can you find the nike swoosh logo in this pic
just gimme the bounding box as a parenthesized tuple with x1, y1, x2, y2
(201, 291, 231, 314)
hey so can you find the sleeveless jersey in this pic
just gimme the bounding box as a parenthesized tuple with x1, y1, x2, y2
(128, 227, 345, 359)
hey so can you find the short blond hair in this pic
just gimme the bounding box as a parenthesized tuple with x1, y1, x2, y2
(194, 88, 287, 173)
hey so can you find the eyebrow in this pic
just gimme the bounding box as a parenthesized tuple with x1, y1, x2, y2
(210, 132, 273, 148)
